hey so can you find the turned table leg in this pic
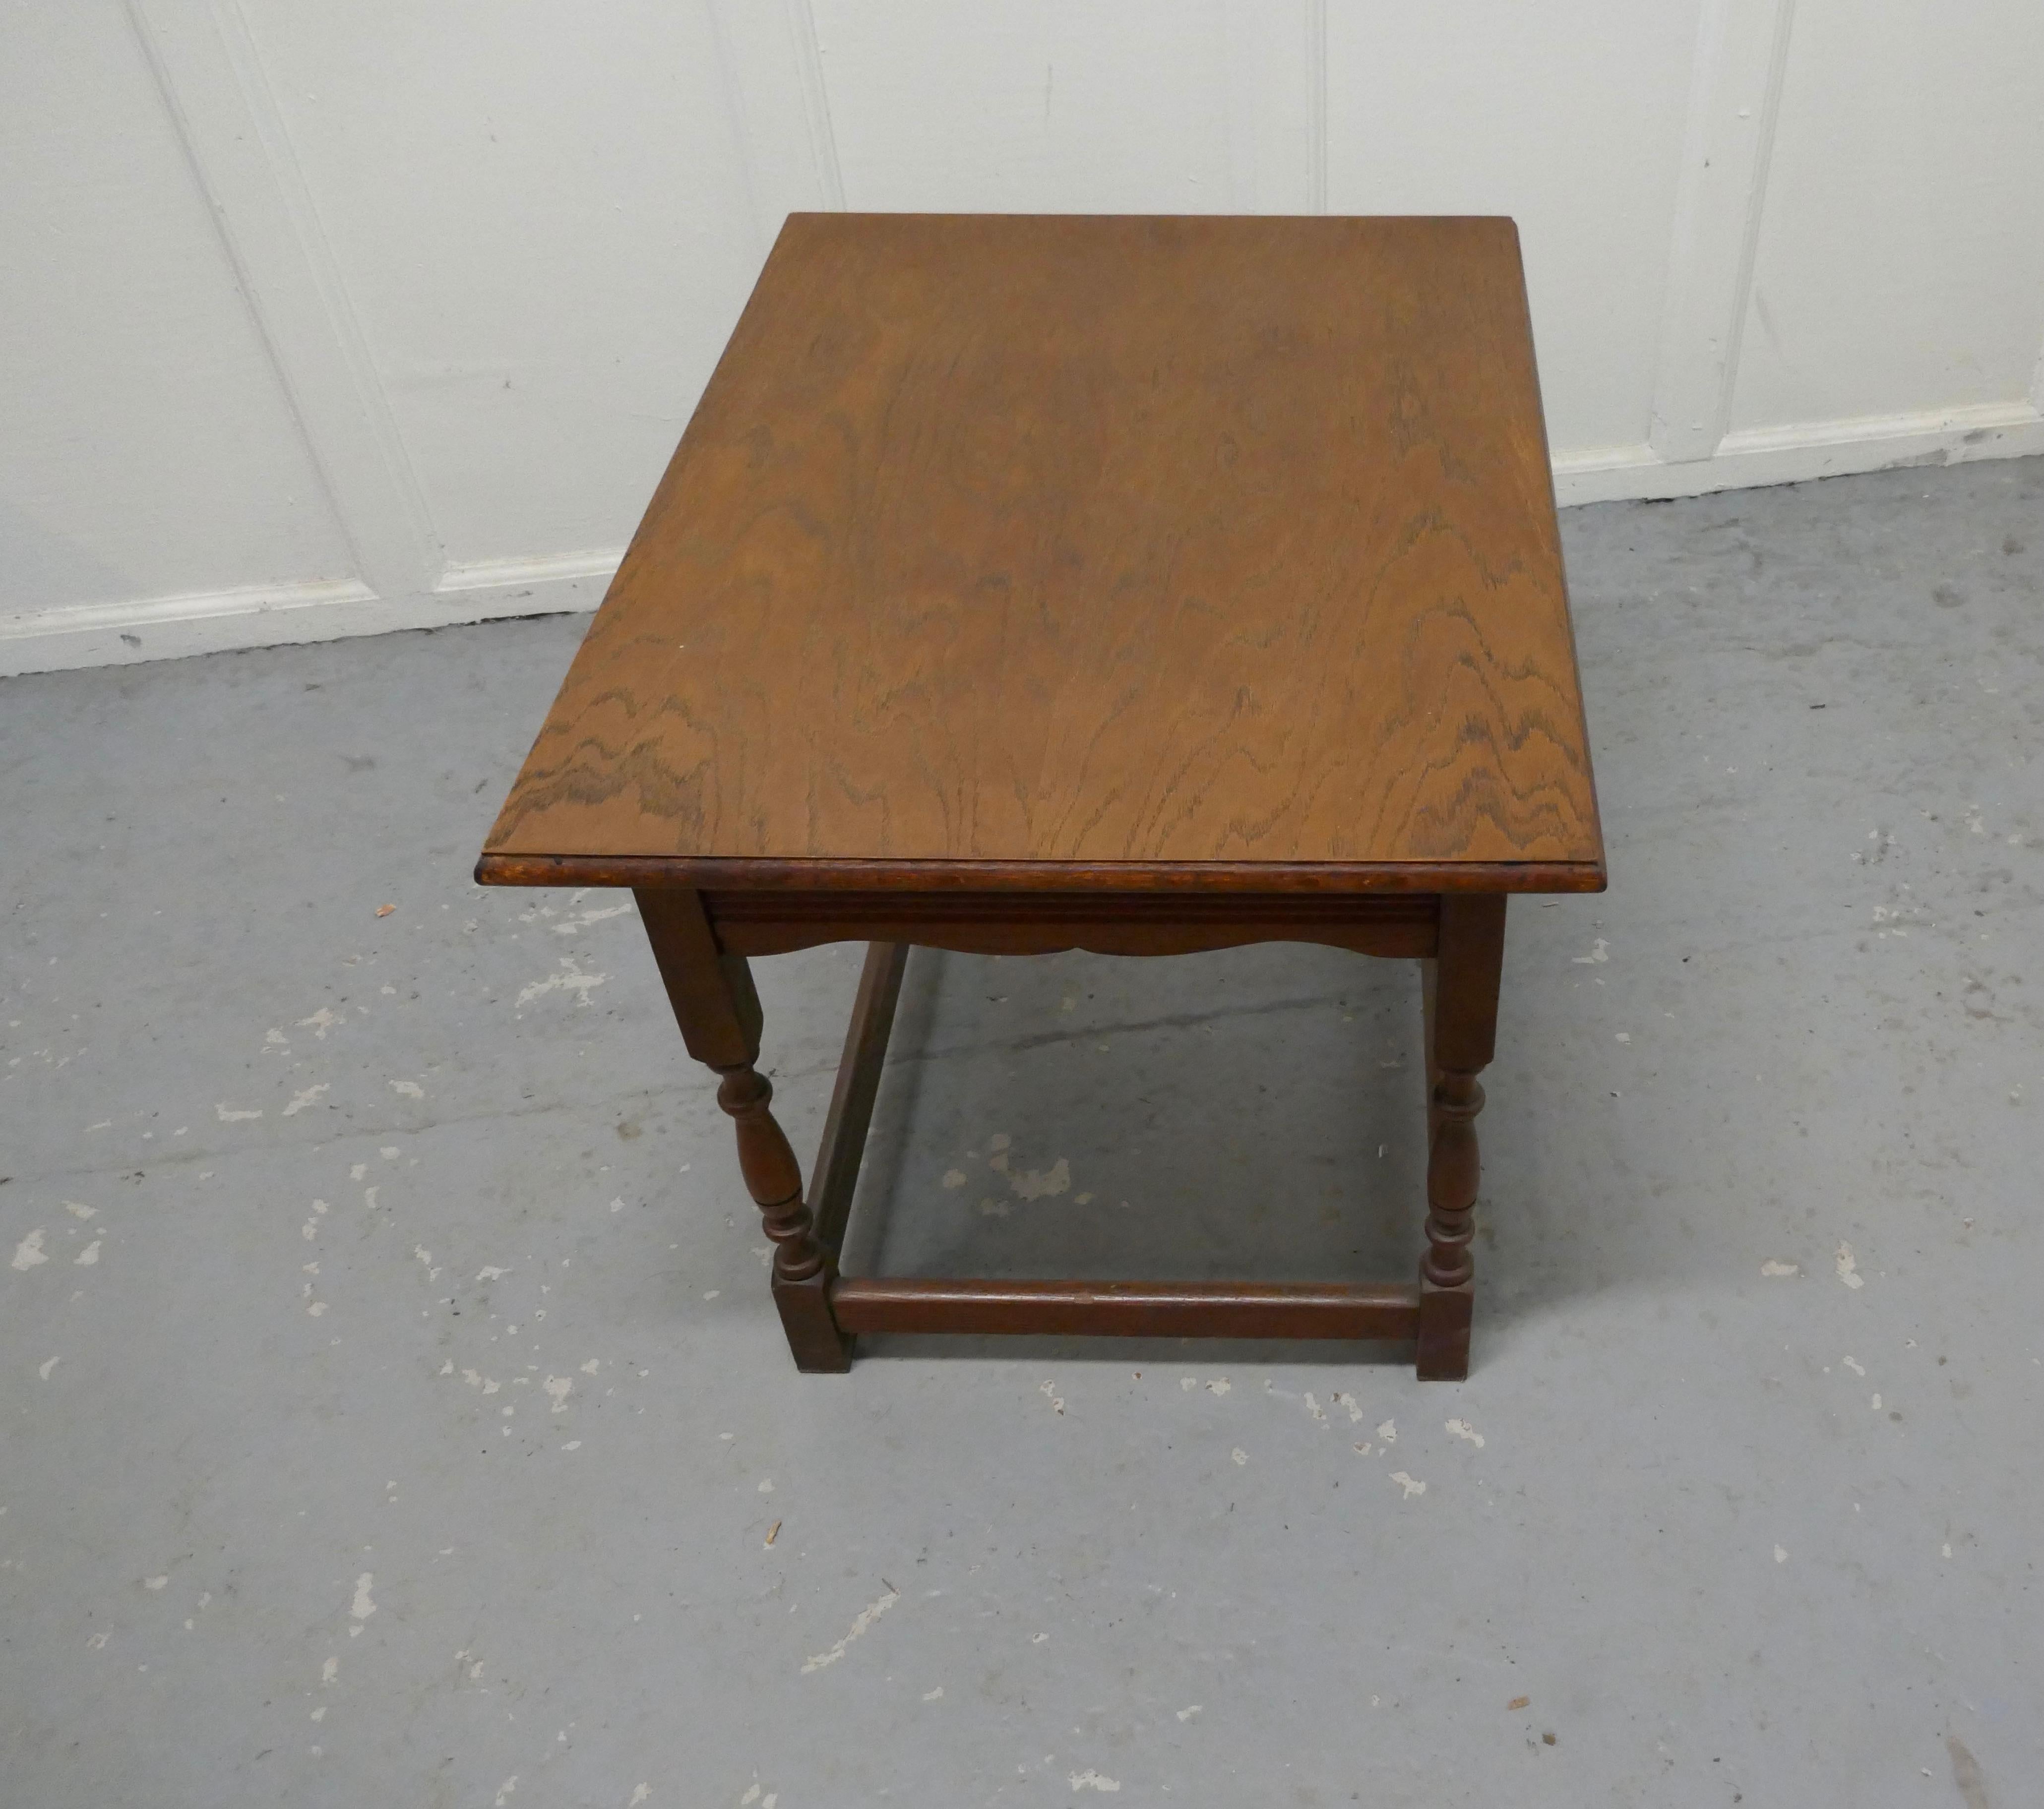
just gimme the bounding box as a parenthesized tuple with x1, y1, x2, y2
(635, 888, 851, 1372)
(1417, 895, 1507, 1381)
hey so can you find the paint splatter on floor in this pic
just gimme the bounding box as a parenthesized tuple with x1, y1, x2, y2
(800, 1585, 899, 1674)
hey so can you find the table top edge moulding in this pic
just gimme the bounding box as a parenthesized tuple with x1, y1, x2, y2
(482, 210, 1605, 885)
(473, 852, 1606, 894)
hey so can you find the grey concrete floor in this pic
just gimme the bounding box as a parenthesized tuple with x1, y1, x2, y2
(3, 457, 2041, 1809)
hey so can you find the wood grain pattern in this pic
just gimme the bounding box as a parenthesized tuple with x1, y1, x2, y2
(483, 213, 1603, 889)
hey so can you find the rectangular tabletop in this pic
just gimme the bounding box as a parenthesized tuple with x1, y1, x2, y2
(482, 213, 1603, 895)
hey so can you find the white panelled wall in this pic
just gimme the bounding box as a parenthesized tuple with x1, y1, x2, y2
(5, 0, 2042, 675)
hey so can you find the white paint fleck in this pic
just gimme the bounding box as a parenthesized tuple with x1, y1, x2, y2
(214, 1104, 262, 1122)
(12, 1230, 48, 1270)
(1231, 1448, 1247, 1466)
(923, 1686, 944, 1701)
(516, 959, 608, 1007)
(1572, 938, 1610, 965)
(1303, 1392, 1327, 1424)
(308, 1301, 327, 1317)
(801, 1584, 900, 1672)
(1332, 1391, 1363, 1423)
(1040, 1381, 1065, 1415)
(362, 1186, 379, 1211)
(628, 1787, 650, 1807)
(350, 1163, 367, 1182)
(1614, 1031, 1631, 1043)
(941, 1169, 967, 1189)
(1835, 1243, 1865, 1290)
(309, 1707, 325, 1723)
(63, 1202, 96, 1220)
(74, 1239, 101, 1266)
(321, 1656, 338, 1685)
(550, 900, 633, 935)
(264, 1028, 287, 1048)
(1354, 1443, 1372, 1456)
(1180, 1377, 1197, 1391)
(1206, 1378, 1230, 1396)
(1774, 1546, 1788, 1564)
(1176, 1704, 1202, 1722)
(38, 1356, 58, 1380)
(494, 1777, 518, 1807)
(1376, 1419, 1397, 1445)
(1760, 1260, 1799, 1277)
(1068, 1769, 1121, 1792)
(297, 1008, 341, 1039)
(1390, 1471, 1426, 1499)
(349, 1573, 375, 1627)
(1942, 1543, 1952, 1559)
(544, 1377, 573, 1412)
(281, 1084, 328, 1117)
(1009, 1156, 1071, 1200)
(1871, 1394, 1882, 1411)
(144, 1575, 167, 1590)
(702, 1290, 720, 1301)
(610, 1197, 625, 1212)
(1445, 1419, 1485, 1448)
(758, 1478, 773, 1494)
(740, 1786, 761, 1806)
(476, 1266, 511, 1281)
(580, 1358, 600, 1375)
(389, 1080, 424, 1099)
(1842, 1356, 1865, 1376)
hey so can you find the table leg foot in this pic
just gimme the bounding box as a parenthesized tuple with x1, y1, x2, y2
(1415, 1276, 1473, 1380)
(773, 1269, 854, 1373)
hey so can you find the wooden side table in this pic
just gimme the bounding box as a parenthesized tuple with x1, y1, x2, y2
(477, 214, 1604, 1380)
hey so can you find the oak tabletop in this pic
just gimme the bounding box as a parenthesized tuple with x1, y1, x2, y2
(482, 213, 1603, 894)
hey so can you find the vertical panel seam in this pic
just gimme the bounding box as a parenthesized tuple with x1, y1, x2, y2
(1714, 0, 1797, 450)
(125, 0, 446, 598)
(1307, 0, 1328, 214)
(789, 0, 846, 210)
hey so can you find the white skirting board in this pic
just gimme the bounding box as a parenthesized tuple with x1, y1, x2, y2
(6, 401, 2042, 679)
(1552, 398, 2044, 506)
(1, 557, 618, 679)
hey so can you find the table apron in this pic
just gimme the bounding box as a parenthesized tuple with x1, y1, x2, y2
(701, 891, 1440, 959)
